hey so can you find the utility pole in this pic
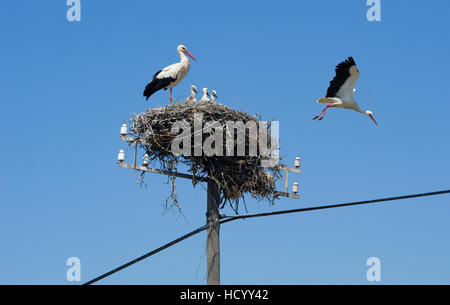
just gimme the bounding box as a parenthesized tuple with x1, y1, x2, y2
(206, 181, 220, 285)
(118, 128, 301, 285)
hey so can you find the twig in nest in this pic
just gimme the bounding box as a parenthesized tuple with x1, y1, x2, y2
(137, 171, 147, 187)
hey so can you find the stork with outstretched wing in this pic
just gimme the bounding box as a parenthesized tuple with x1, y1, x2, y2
(313, 57, 377, 125)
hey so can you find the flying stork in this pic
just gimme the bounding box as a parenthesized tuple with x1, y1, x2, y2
(313, 57, 377, 125)
(199, 88, 210, 102)
(143, 44, 197, 103)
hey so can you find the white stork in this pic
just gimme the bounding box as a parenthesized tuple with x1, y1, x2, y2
(210, 90, 218, 103)
(184, 85, 198, 103)
(313, 57, 377, 125)
(143, 44, 197, 103)
(199, 88, 210, 102)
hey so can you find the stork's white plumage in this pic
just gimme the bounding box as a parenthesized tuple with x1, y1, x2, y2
(143, 44, 197, 103)
(184, 85, 198, 103)
(199, 88, 210, 102)
(313, 57, 377, 125)
(210, 90, 218, 103)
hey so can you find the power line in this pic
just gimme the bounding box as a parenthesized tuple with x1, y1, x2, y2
(83, 189, 450, 285)
(83, 225, 208, 285)
(220, 189, 450, 224)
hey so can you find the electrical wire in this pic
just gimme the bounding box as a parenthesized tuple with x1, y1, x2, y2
(83, 225, 207, 285)
(220, 189, 450, 224)
(83, 189, 450, 285)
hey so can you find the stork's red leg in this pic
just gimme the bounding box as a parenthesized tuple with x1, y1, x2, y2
(170, 88, 173, 104)
(312, 107, 326, 120)
(318, 104, 332, 120)
(313, 104, 334, 121)
(318, 104, 334, 120)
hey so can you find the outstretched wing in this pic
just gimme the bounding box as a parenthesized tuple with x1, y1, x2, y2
(326, 57, 360, 101)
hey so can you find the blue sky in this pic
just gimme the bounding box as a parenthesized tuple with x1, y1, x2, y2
(1, 0, 450, 284)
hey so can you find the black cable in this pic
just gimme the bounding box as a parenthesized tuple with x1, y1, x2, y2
(83, 225, 207, 285)
(84, 189, 450, 285)
(220, 189, 450, 224)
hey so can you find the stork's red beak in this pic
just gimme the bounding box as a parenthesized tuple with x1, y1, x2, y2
(369, 114, 378, 126)
(185, 50, 197, 62)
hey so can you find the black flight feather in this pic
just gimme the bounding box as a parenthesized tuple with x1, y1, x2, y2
(143, 70, 177, 101)
(326, 57, 357, 98)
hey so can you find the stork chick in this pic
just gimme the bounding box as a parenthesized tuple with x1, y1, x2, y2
(199, 88, 210, 102)
(210, 90, 218, 103)
(184, 85, 197, 103)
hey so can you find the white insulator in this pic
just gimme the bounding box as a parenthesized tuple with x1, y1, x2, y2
(292, 182, 299, 194)
(294, 157, 301, 168)
(118, 150, 125, 162)
(120, 124, 128, 136)
(143, 154, 150, 167)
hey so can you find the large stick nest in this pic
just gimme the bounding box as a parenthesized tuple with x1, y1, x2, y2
(128, 100, 282, 212)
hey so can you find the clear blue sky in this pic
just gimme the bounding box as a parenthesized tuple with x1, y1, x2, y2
(1, 0, 450, 284)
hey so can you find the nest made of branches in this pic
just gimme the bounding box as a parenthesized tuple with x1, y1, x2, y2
(127, 99, 282, 213)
